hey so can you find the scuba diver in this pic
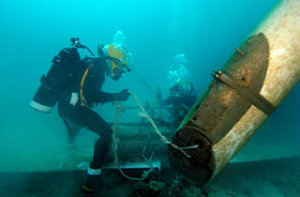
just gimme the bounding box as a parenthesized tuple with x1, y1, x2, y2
(156, 53, 197, 127)
(156, 82, 197, 127)
(30, 37, 131, 193)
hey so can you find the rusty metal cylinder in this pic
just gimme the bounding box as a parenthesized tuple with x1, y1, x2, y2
(168, 0, 300, 186)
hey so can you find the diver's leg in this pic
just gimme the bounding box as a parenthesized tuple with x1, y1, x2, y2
(80, 109, 112, 192)
(81, 114, 113, 193)
(62, 104, 112, 191)
(57, 101, 112, 192)
(62, 104, 113, 168)
(87, 121, 112, 169)
(69, 121, 81, 143)
(58, 102, 82, 145)
(60, 116, 81, 145)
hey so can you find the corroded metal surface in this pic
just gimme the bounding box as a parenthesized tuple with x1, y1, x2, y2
(168, 126, 212, 184)
(168, 33, 270, 186)
(212, 71, 275, 116)
(169, 0, 300, 186)
(194, 33, 269, 144)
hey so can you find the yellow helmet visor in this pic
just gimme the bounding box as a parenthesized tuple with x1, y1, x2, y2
(103, 44, 130, 79)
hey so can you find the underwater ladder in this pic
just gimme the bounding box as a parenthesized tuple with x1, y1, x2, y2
(168, 0, 300, 186)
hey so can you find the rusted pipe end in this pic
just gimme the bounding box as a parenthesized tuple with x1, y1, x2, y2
(168, 126, 213, 186)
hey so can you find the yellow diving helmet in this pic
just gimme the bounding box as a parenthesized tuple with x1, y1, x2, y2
(100, 44, 130, 80)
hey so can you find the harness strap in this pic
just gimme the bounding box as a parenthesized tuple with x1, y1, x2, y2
(212, 70, 275, 116)
(80, 63, 94, 107)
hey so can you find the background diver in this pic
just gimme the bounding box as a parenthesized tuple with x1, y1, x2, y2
(156, 53, 197, 127)
(156, 82, 197, 127)
(31, 36, 131, 193)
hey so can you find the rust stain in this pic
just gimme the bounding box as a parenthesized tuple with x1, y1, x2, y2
(168, 33, 270, 186)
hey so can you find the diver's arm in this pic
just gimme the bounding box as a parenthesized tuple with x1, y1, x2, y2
(91, 91, 119, 103)
(87, 89, 130, 104)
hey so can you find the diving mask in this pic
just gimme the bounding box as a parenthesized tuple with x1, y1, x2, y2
(100, 44, 130, 80)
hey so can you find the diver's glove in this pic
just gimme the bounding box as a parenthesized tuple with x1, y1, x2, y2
(70, 92, 79, 106)
(115, 89, 130, 101)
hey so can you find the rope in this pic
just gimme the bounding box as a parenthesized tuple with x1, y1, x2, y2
(112, 102, 154, 181)
(111, 102, 122, 165)
(111, 91, 198, 181)
(129, 91, 198, 158)
(119, 166, 154, 181)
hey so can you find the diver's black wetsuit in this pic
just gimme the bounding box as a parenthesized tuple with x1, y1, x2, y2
(56, 47, 124, 169)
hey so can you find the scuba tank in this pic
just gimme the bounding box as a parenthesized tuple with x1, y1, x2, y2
(30, 38, 94, 112)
